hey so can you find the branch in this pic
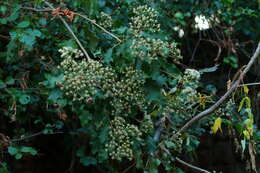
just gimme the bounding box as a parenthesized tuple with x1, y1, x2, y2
(239, 82, 260, 87)
(22, 2, 122, 43)
(11, 131, 64, 143)
(0, 131, 64, 145)
(75, 12, 122, 43)
(160, 145, 211, 173)
(153, 116, 166, 142)
(177, 42, 260, 134)
(21, 7, 52, 12)
(43, 1, 91, 61)
(0, 34, 10, 40)
(176, 157, 211, 173)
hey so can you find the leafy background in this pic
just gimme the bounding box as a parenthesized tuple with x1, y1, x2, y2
(0, 0, 259, 172)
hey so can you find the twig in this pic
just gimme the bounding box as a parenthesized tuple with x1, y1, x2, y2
(43, 1, 91, 61)
(189, 31, 201, 64)
(160, 145, 211, 173)
(0, 131, 64, 145)
(239, 82, 260, 87)
(176, 157, 211, 173)
(177, 42, 260, 134)
(21, 3, 121, 43)
(21, 7, 52, 12)
(153, 116, 166, 142)
(75, 12, 122, 43)
(11, 131, 64, 142)
(0, 34, 10, 40)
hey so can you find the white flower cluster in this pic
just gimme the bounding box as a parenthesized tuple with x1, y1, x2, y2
(58, 46, 83, 59)
(130, 37, 182, 63)
(105, 117, 142, 161)
(58, 47, 146, 115)
(178, 69, 201, 103)
(140, 116, 154, 135)
(58, 47, 116, 102)
(173, 26, 185, 38)
(130, 5, 160, 35)
(99, 12, 112, 29)
(160, 69, 202, 120)
(110, 66, 146, 115)
(184, 69, 201, 81)
(194, 15, 211, 30)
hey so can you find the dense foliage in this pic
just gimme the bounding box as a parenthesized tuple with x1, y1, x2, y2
(0, 0, 259, 172)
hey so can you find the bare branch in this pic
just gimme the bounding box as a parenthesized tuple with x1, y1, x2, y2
(0, 34, 10, 40)
(43, 1, 91, 61)
(176, 157, 212, 173)
(177, 42, 260, 134)
(21, 7, 52, 12)
(11, 131, 64, 143)
(0, 131, 64, 145)
(239, 82, 260, 87)
(160, 145, 211, 173)
(75, 12, 122, 43)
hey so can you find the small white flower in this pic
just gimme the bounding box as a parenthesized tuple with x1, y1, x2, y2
(194, 15, 211, 30)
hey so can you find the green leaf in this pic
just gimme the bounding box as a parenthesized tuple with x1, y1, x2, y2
(165, 141, 176, 149)
(175, 12, 184, 19)
(30, 29, 42, 38)
(5, 77, 15, 85)
(176, 168, 185, 173)
(8, 146, 18, 155)
(15, 153, 22, 160)
(19, 94, 30, 105)
(38, 18, 47, 25)
(17, 21, 30, 28)
(104, 48, 113, 63)
(80, 157, 97, 166)
(48, 89, 63, 102)
(20, 146, 37, 155)
(223, 56, 238, 68)
(20, 34, 35, 47)
(0, 80, 6, 89)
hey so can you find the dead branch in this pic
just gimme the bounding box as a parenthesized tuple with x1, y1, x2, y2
(177, 42, 260, 134)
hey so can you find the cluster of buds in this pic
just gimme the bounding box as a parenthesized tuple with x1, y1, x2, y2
(58, 47, 146, 115)
(159, 69, 202, 120)
(58, 47, 116, 102)
(224, 99, 235, 117)
(164, 132, 183, 153)
(183, 69, 201, 81)
(180, 69, 201, 93)
(140, 116, 154, 135)
(110, 66, 146, 115)
(130, 5, 160, 35)
(58, 46, 83, 59)
(99, 12, 113, 29)
(130, 37, 182, 63)
(105, 117, 142, 161)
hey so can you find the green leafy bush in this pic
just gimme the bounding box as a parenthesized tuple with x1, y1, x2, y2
(0, 0, 259, 172)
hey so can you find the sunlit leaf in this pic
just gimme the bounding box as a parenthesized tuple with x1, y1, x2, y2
(212, 117, 222, 134)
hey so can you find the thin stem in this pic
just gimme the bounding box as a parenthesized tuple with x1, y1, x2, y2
(176, 157, 212, 173)
(21, 7, 52, 12)
(43, 1, 91, 61)
(75, 12, 122, 43)
(11, 131, 64, 143)
(0, 34, 10, 40)
(239, 82, 260, 87)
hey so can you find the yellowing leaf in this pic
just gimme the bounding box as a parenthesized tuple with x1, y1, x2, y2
(243, 130, 250, 140)
(243, 85, 249, 94)
(212, 117, 222, 134)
